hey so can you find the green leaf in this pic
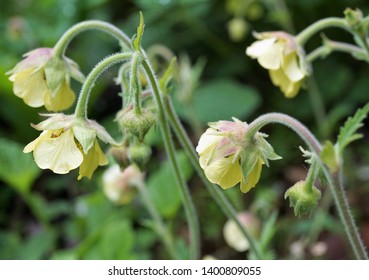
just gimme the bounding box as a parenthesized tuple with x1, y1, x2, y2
(0, 138, 40, 193)
(19, 229, 56, 260)
(193, 79, 261, 123)
(147, 151, 193, 218)
(98, 220, 135, 259)
(337, 103, 369, 154)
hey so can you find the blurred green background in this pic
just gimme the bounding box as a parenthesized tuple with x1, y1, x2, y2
(0, 0, 369, 259)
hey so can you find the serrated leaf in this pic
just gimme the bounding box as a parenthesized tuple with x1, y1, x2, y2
(0, 138, 40, 193)
(320, 140, 338, 173)
(337, 103, 369, 154)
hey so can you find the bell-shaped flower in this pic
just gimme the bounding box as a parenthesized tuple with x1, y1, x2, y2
(7, 48, 84, 111)
(246, 32, 310, 98)
(23, 114, 115, 180)
(196, 118, 281, 193)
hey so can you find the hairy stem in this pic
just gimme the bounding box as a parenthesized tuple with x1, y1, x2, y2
(53, 20, 131, 57)
(74, 52, 132, 119)
(142, 59, 200, 260)
(164, 96, 264, 259)
(296, 17, 348, 46)
(248, 113, 368, 259)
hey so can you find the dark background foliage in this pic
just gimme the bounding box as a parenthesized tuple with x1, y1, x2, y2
(0, 0, 369, 259)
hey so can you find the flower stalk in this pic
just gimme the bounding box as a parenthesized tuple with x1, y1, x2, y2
(141, 59, 200, 260)
(74, 53, 133, 120)
(248, 113, 368, 259)
(53, 20, 131, 58)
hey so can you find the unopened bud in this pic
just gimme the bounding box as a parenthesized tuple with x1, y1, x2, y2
(228, 18, 248, 42)
(344, 8, 363, 30)
(118, 108, 156, 142)
(109, 145, 129, 169)
(284, 181, 321, 217)
(128, 143, 151, 169)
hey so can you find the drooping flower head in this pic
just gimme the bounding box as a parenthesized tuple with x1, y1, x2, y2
(246, 32, 310, 98)
(7, 48, 84, 111)
(196, 118, 281, 193)
(24, 114, 115, 180)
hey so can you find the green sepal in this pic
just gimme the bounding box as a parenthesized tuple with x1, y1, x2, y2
(254, 133, 282, 167)
(320, 140, 339, 173)
(159, 57, 177, 94)
(132, 12, 145, 51)
(44, 56, 67, 97)
(65, 57, 85, 83)
(72, 124, 96, 154)
(240, 148, 259, 182)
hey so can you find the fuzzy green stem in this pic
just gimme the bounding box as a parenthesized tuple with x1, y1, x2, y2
(141, 59, 200, 260)
(304, 158, 319, 192)
(135, 179, 179, 259)
(307, 41, 366, 62)
(248, 113, 368, 259)
(164, 96, 264, 259)
(53, 20, 131, 58)
(130, 53, 142, 114)
(74, 52, 133, 119)
(295, 17, 348, 46)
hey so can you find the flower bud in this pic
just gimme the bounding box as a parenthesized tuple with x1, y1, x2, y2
(344, 8, 363, 30)
(284, 180, 321, 217)
(117, 108, 156, 142)
(223, 212, 261, 252)
(128, 143, 151, 169)
(109, 145, 130, 169)
(227, 18, 249, 42)
(103, 165, 142, 205)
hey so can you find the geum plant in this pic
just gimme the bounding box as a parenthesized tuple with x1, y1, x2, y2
(7, 9, 369, 259)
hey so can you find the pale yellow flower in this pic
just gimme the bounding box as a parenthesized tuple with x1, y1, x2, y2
(102, 165, 141, 205)
(196, 118, 279, 193)
(246, 32, 309, 98)
(223, 212, 261, 252)
(24, 114, 115, 179)
(7, 48, 84, 111)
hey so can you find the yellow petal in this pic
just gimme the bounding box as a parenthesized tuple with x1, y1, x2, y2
(23, 131, 50, 153)
(12, 69, 47, 107)
(44, 81, 76, 111)
(240, 159, 263, 193)
(269, 69, 301, 98)
(257, 41, 284, 70)
(282, 53, 305, 82)
(204, 155, 242, 189)
(33, 129, 83, 174)
(247, 38, 284, 70)
(246, 38, 276, 58)
(196, 129, 222, 168)
(78, 140, 108, 180)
